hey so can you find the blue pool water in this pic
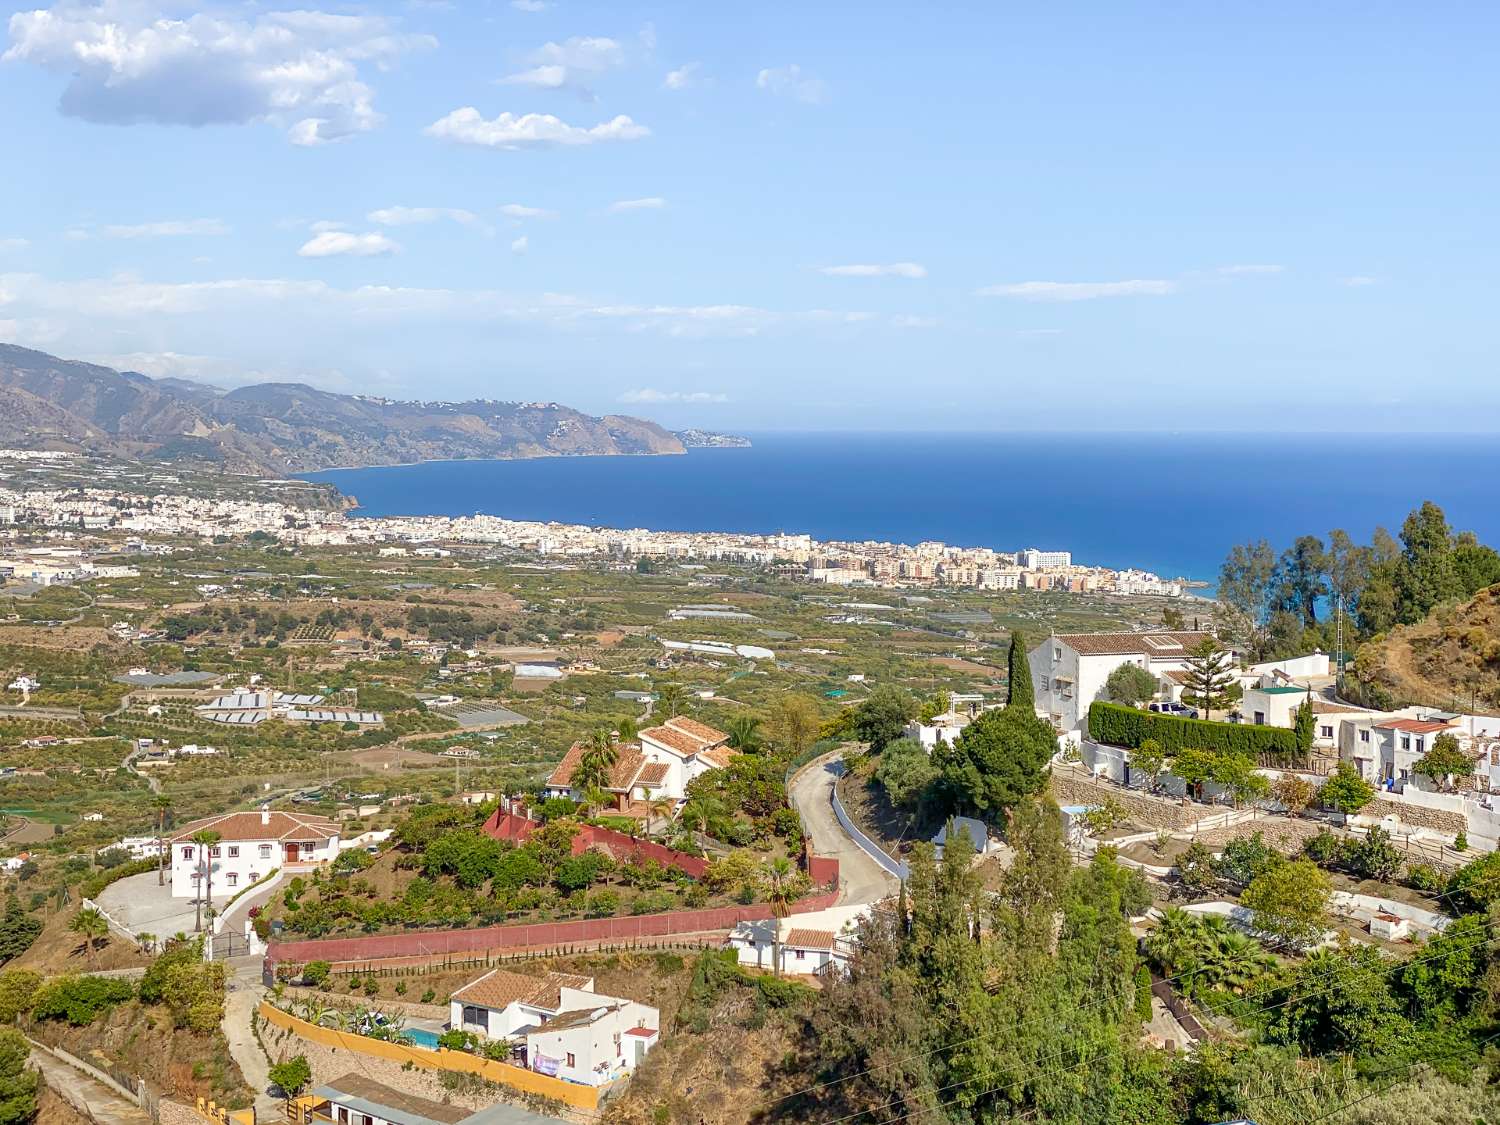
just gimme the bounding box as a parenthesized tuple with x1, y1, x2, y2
(405, 1028, 441, 1049)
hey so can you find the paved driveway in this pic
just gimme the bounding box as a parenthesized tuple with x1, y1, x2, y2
(97, 871, 203, 939)
(789, 752, 901, 906)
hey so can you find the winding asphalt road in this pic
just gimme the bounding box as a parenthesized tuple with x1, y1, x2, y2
(788, 751, 901, 906)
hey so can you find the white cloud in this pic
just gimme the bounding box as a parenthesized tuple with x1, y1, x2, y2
(309, 220, 349, 234)
(0, 239, 29, 253)
(510, 0, 548, 10)
(891, 314, 938, 329)
(607, 197, 665, 213)
(510, 236, 528, 255)
(297, 231, 401, 258)
(500, 203, 557, 219)
(3, 3, 435, 146)
(663, 62, 699, 90)
(425, 108, 649, 149)
(756, 64, 826, 104)
(819, 262, 927, 280)
(1342, 275, 1379, 287)
(0, 269, 886, 344)
(500, 36, 624, 93)
(1216, 264, 1284, 275)
(101, 219, 229, 239)
(619, 388, 728, 404)
(976, 280, 1177, 301)
(367, 206, 481, 228)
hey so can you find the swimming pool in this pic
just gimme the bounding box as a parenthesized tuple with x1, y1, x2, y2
(405, 1028, 442, 1049)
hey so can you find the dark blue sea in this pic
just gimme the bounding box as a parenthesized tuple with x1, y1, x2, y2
(301, 432, 1500, 584)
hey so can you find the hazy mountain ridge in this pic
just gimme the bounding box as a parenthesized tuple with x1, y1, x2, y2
(0, 344, 691, 474)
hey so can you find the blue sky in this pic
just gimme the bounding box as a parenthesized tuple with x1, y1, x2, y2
(1, 1, 1496, 431)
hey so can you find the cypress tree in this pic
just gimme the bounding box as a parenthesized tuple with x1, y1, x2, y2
(1006, 630, 1034, 712)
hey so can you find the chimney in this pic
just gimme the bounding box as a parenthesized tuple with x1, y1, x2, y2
(261, 804, 270, 826)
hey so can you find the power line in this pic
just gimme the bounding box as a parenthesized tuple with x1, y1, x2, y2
(804, 912, 1500, 1125)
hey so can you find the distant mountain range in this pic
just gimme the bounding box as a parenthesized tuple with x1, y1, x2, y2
(0, 345, 746, 475)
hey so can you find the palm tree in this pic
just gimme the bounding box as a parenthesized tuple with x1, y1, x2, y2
(49, 884, 70, 913)
(1207, 929, 1277, 995)
(615, 716, 638, 742)
(580, 785, 610, 819)
(644, 796, 673, 840)
(678, 795, 724, 838)
(70, 907, 109, 965)
(190, 829, 221, 933)
(574, 729, 619, 794)
(152, 794, 173, 886)
(725, 716, 763, 753)
(762, 857, 800, 977)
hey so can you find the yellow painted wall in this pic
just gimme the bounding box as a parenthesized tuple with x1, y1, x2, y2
(257, 1002, 599, 1111)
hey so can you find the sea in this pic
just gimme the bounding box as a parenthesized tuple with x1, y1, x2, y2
(300, 431, 1500, 585)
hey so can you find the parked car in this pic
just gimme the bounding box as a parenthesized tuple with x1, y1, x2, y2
(1148, 701, 1199, 719)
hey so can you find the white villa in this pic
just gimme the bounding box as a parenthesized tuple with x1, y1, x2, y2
(542, 716, 735, 813)
(448, 968, 659, 1087)
(728, 903, 871, 977)
(169, 807, 339, 899)
(1029, 631, 1217, 734)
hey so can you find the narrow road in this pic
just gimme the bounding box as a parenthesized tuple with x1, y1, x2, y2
(28, 1041, 150, 1125)
(223, 961, 278, 1113)
(789, 751, 901, 906)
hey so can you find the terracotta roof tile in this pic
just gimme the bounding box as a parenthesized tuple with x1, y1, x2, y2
(639, 725, 707, 756)
(1374, 719, 1453, 734)
(545, 742, 645, 791)
(451, 969, 593, 1012)
(635, 762, 670, 786)
(783, 928, 837, 950)
(665, 716, 728, 744)
(171, 810, 337, 844)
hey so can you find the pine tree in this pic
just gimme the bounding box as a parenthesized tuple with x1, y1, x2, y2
(1180, 636, 1236, 721)
(1007, 630, 1034, 713)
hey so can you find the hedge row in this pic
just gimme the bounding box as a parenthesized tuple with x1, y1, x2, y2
(79, 857, 159, 900)
(1087, 702, 1298, 758)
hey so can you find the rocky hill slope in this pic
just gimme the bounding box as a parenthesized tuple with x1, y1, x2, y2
(0, 344, 689, 474)
(1350, 584, 1500, 711)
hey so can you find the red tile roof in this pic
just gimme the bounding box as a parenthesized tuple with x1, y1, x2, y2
(451, 969, 593, 1012)
(546, 742, 645, 791)
(640, 716, 729, 757)
(783, 928, 837, 950)
(1374, 719, 1454, 734)
(171, 810, 337, 844)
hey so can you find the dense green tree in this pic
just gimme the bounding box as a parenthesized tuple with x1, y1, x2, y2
(1272, 535, 1328, 627)
(1106, 662, 1158, 707)
(1180, 637, 1236, 721)
(933, 706, 1053, 816)
(850, 685, 917, 753)
(1006, 629, 1034, 711)
(1445, 851, 1500, 914)
(1292, 697, 1315, 760)
(1413, 732, 1475, 790)
(0, 1027, 37, 1125)
(766, 693, 821, 757)
(0, 901, 40, 966)
(1396, 500, 1462, 622)
(1218, 540, 1277, 622)
(268, 1055, 312, 1103)
(1452, 532, 1500, 597)
(723, 715, 763, 752)
(1266, 944, 1403, 1055)
(1338, 825, 1402, 882)
(1319, 761, 1375, 815)
(1241, 858, 1329, 948)
(872, 737, 939, 812)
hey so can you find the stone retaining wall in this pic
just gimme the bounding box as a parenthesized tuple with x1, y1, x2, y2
(1049, 772, 1200, 832)
(1370, 796, 1467, 835)
(1191, 818, 1327, 852)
